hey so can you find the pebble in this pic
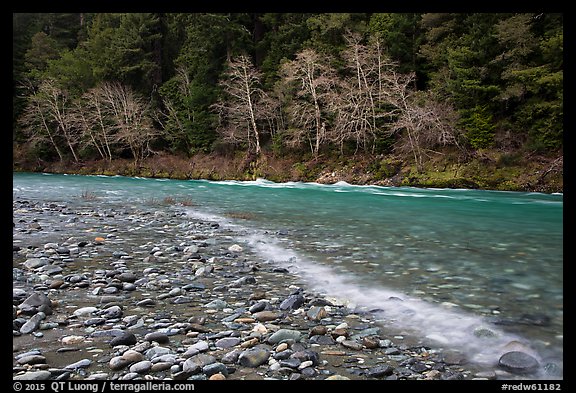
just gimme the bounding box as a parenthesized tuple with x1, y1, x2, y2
(252, 310, 280, 322)
(215, 337, 241, 349)
(340, 340, 363, 350)
(129, 360, 153, 374)
(203, 362, 229, 377)
(110, 332, 137, 346)
(238, 347, 270, 367)
(268, 329, 302, 344)
(17, 355, 47, 365)
(20, 312, 46, 334)
(64, 358, 92, 370)
(144, 332, 170, 344)
(366, 364, 395, 378)
(228, 244, 243, 253)
(109, 356, 132, 371)
(73, 307, 99, 317)
(306, 306, 327, 321)
(13, 370, 52, 380)
(122, 350, 144, 363)
(279, 294, 305, 310)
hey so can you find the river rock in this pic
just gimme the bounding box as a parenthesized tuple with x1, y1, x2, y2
(215, 337, 241, 349)
(310, 325, 328, 336)
(182, 282, 205, 291)
(102, 305, 122, 319)
(309, 335, 335, 345)
(65, 358, 92, 369)
(13, 370, 52, 380)
(341, 340, 363, 350)
(61, 335, 85, 345)
(221, 349, 243, 364)
(145, 346, 171, 359)
(268, 329, 302, 344)
(204, 299, 227, 309)
(20, 312, 46, 334)
(252, 310, 280, 322)
(325, 375, 351, 380)
(290, 350, 320, 365)
(203, 362, 229, 377)
(279, 294, 305, 310)
(228, 244, 243, 253)
(84, 317, 106, 326)
(117, 272, 137, 283)
(109, 356, 132, 371)
(136, 299, 155, 307)
(16, 355, 47, 365)
(498, 351, 540, 374)
(193, 353, 217, 367)
(39, 265, 63, 275)
(144, 332, 170, 344)
(238, 347, 270, 367)
(13, 288, 28, 301)
(248, 301, 268, 313)
(280, 358, 301, 369)
(362, 335, 381, 349)
(474, 370, 497, 379)
(185, 340, 209, 355)
(24, 258, 48, 269)
(151, 362, 172, 372)
(122, 350, 144, 363)
(19, 292, 51, 312)
(306, 306, 327, 321)
(182, 358, 201, 374)
(129, 360, 152, 374)
(48, 279, 65, 289)
(110, 332, 137, 346)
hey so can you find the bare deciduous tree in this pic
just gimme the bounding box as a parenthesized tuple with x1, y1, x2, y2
(72, 82, 158, 163)
(71, 86, 117, 161)
(102, 82, 158, 162)
(280, 49, 339, 157)
(19, 78, 79, 162)
(384, 72, 462, 171)
(19, 79, 65, 161)
(213, 55, 270, 154)
(334, 33, 398, 153)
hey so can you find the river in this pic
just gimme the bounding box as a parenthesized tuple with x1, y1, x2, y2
(13, 172, 563, 377)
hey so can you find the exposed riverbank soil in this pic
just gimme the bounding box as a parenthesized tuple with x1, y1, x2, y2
(13, 149, 563, 194)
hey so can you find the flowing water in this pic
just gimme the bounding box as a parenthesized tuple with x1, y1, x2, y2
(13, 172, 563, 375)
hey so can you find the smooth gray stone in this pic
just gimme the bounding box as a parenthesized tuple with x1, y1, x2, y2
(238, 347, 270, 368)
(109, 332, 137, 346)
(144, 332, 170, 344)
(202, 362, 229, 377)
(267, 329, 302, 344)
(499, 351, 540, 374)
(65, 358, 92, 369)
(215, 337, 241, 349)
(129, 360, 153, 374)
(279, 294, 305, 310)
(13, 371, 52, 380)
(20, 312, 46, 334)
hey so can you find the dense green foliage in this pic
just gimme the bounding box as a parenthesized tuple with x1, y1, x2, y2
(13, 13, 563, 166)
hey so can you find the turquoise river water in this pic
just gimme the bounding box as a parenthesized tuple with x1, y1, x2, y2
(12, 172, 563, 376)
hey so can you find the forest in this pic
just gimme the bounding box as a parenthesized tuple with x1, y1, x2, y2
(12, 13, 563, 191)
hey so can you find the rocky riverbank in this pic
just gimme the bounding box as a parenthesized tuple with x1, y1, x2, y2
(13, 198, 555, 381)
